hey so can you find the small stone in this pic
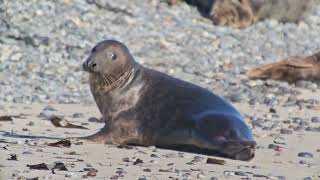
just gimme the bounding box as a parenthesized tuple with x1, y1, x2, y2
(17, 176, 27, 180)
(197, 172, 206, 179)
(88, 117, 102, 123)
(122, 157, 130, 162)
(143, 168, 151, 172)
(268, 144, 280, 150)
(299, 160, 308, 165)
(298, 152, 314, 158)
(138, 176, 147, 180)
(280, 129, 293, 135)
(133, 159, 143, 165)
(303, 177, 312, 180)
(26, 122, 35, 126)
(167, 163, 174, 166)
(293, 126, 304, 131)
(235, 171, 247, 176)
(86, 169, 97, 177)
(150, 154, 159, 158)
(7, 154, 18, 161)
(311, 116, 320, 123)
(72, 113, 84, 118)
(224, 171, 235, 176)
(43, 106, 57, 111)
(22, 151, 33, 155)
(159, 168, 173, 172)
(210, 177, 219, 180)
(269, 107, 277, 113)
(65, 173, 76, 178)
(277, 176, 286, 180)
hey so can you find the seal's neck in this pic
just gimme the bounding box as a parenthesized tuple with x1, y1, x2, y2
(90, 65, 139, 93)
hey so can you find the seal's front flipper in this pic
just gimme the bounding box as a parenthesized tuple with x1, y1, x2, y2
(65, 123, 112, 144)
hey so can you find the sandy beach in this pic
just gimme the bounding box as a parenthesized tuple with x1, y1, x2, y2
(0, 88, 319, 180)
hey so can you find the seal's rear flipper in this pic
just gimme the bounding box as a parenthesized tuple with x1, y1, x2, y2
(155, 128, 256, 161)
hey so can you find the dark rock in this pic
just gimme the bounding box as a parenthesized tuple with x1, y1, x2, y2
(311, 116, 320, 123)
(298, 152, 314, 158)
(280, 129, 293, 135)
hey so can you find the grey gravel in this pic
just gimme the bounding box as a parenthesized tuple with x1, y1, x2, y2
(1, 0, 320, 106)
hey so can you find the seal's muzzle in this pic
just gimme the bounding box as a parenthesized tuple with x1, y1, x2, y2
(83, 58, 96, 73)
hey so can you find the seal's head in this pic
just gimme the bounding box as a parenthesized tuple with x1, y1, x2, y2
(83, 40, 136, 78)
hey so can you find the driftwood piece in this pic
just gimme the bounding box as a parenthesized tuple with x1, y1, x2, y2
(247, 51, 320, 82)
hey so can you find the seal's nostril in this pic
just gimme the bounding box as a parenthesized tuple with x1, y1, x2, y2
(90, 63, 97, 69)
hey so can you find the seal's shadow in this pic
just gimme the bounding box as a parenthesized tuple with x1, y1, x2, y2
(128, 143, 232, 159)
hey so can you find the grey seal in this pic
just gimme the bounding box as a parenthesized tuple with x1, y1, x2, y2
(81, 39, 256, 161)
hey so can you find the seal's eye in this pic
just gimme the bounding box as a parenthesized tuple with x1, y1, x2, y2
(110, 53, 117, 61)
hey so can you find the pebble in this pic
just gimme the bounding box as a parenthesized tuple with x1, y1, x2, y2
(303, 177, 312, 180)
(72, 113, 85, 118)
(235, 171, 247, 176)
(86, 169, 97, 177)
(311, 116, 320, 123)
(88, 117, 102, 123)
(137, 176, 147, 180)
(280, 129, 293, 135)
(196, 172, 206, 179)
(224, 171, 235, 176)
(65, 173, 76, 178)
(26, 122, 35, 126)
(298, 152, 314, 158)
(143, 168, 151, 172)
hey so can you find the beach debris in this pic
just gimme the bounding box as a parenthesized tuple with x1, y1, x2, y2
(7, 154, 18, 161)
(133, 158, 143, 165)
(117, 145, 134, 149)
(48, 139, 71, 148)
(49, 115, 88, 129)
(143, 168, 151, 172)
(83, 168, 98, 177)
(27, 163, 49, 170)
(0, 116, 13, 122)
(206, 158, 226, 165)
(27, 162, 68, 173)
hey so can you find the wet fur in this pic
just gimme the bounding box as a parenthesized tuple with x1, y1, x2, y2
(210, 0, 315, 28)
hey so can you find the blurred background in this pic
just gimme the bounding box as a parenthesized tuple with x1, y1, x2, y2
(1, 0, 320, 105)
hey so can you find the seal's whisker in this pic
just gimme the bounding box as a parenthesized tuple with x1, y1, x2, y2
(104, 74, 111, 86)
(102, 75, 110, 86)
(109, 74, 116, 84)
